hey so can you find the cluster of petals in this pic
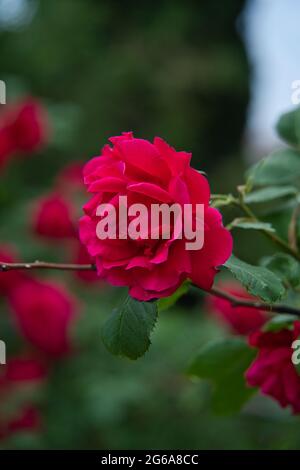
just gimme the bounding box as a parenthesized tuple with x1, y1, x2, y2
(79, 132, 232, 300)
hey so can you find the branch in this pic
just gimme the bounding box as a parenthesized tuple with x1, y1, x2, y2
(1, 261, 300, 317)
(209, 286, 300, 317)
(0, 261, 96, 272)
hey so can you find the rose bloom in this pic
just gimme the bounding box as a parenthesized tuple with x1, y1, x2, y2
(56, 162, 85, 193)
(79, 132, 232, 301)
(0, 127, 13, 170)
(0, 245, 28, 296)
(9, 279, 78, 357)
(208, 281, 267, 335)
(0, 356, 46, 438)
(0, 98, 48, 172)
(246, 322, 300, 413)
(33, 192, 76, 240)
(4, 98, 48, 155)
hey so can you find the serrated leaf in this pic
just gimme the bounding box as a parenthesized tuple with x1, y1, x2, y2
(261, 253, 300, 288)
(102, 296, 158, 359)
(188, 338, 256, 414)
(158, 281, 189, 312)
(247, 149, 300, 186)
(263, 314, 297, 333)
(244, 186, 297, 204)
(228, 218, 275, 232)
(224, 255, 285, 302)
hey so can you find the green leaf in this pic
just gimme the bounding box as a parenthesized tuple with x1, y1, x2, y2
(158, 281, 189, 312)
(244, 186, 297, 204)
(263, 314, 297, 333)
(228, 218, 275, 232)
(224, 255, 285, 302)
(247, 149, 300, 186)
(188, 338, 256, 414)
(276, 108, 300, 147)
(102, 296, 158, 360)
(261, 253, 300, 288)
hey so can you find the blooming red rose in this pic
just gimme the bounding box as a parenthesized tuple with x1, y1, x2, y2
(0, 356, 46, 438)
(33, 193, 76, 240)
(208, 281, 267, 335)
(246, 322, 300, 413)
(79, 132, 232, 300)
(0, 245, 28, 296)
(9, 279, 78, 357)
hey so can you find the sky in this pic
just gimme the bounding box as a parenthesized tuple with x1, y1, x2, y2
(243, 0, 300, 150)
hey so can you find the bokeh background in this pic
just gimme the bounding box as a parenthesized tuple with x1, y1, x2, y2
(0, 0, 300, 449)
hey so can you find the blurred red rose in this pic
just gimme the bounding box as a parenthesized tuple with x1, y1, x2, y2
(33, 193, 76, 240)
(0, 127, 14, 169)
(208, 281, 267, 335)
(79, 132, 232, 300)
(0, 245, 28, 296)
(0, 356, 47, 385)
(5, 406, 41, 436)
(0, 356, 46, 438)
(4, 98, 48, 155)
(56, 162, 84, 193)
(9, 279, 78, 357)
(246, 322, 300, 413)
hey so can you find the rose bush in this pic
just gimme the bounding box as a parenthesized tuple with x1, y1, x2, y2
(3, 102, 300, 421)
(79, 132, 232, 300)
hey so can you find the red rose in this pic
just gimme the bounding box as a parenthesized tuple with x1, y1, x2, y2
(0, 356, 46, 438)
(246, 322, 300, 413)
(79, 132, 232, 300)
(5, 99, 48, 154)
(208, 281, 267, 335)
(56, 162, 84, 193)
(9, 279, 78, 357)
(5, 406, 41, 436)
(0, 356, 47, 384)
(0, 127, 14, 170)
(0, 245, 28, 296)
(33, 192, 76, 240)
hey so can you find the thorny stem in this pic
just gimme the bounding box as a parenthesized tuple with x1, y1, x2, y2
(1, 261, 300, 317)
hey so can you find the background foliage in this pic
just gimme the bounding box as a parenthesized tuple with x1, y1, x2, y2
(1, 0, 300, 450)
